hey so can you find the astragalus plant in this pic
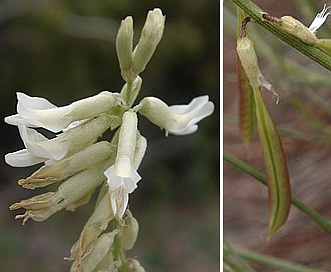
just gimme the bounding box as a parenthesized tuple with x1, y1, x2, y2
(4, 8, 214, 272)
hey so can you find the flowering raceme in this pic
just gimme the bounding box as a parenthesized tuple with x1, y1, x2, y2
(4, 7, 214, 272)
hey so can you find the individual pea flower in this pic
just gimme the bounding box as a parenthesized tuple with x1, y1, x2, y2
(132, 8, 166, 76)
(263, 4, 331, 45)
(105, 111, 146, 219)
(18, 141, 116, 189)
(135, 96, 214, 136)
(10, 169, 106, 225)
(5, 114, 113, 167)
(5, 91, 125, 133)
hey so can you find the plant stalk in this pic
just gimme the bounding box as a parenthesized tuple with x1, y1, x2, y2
(223, 151, 331, 234)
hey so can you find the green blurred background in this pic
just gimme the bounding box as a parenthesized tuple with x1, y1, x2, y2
(0, 0, 219, 271)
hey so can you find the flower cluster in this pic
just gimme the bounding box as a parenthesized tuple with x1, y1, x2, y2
(4, 8, 214, 272)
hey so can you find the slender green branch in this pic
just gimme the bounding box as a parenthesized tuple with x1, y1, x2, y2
(224, 242, 324, 272)
(223, 151, 331, 234)
(224, 240, 257, 272)
(231, 0, 331, 71)
(223, 255, 246, 272)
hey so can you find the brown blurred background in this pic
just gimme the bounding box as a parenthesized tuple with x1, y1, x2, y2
(224, 0, 331, 271)
(0, 0, 220, 271)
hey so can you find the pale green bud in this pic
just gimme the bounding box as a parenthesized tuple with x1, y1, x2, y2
(122, 210, 139, 251)
(10, 169, 105, 224)
(132, 8, 165, 75)
(116, 16, 134, 72)
(18, 141, 116, 189)
(133, 132, 147, 170)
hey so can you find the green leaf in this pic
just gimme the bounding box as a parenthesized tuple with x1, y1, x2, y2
(252, 89, 291, 238)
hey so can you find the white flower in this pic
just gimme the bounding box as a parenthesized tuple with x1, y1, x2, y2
(104, 111, 145, 218)
(137, 95, 214, 135)
(105, 155, 141, 219)
(5, 92, 71, 132)
(168, 96, 215, 135)
(5, 91, 124, 133)
(5, 114, 113, 167)
(5, 125, 69, 167)
(309, 4, 331, 32)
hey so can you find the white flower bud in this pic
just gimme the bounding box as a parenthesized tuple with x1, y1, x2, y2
(132, 8, 165, 75)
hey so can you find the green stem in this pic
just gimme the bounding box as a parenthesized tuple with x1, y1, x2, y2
(112, 220, 128, 272)
(123, 80, 133, 105)
(223, 255, 250, 272)
(231, 0, 331, 71)
(224, 243, 324, 272)
(223, 151, 331, 234)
